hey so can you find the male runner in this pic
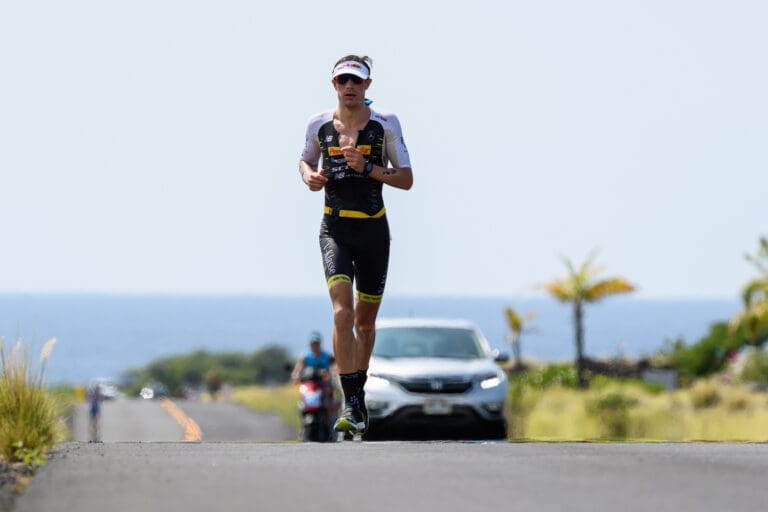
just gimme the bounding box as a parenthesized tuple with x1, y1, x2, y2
(299, 55, 413, 434)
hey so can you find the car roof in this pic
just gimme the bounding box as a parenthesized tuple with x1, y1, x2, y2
(376, 318, 480, 330)
(89, 377, 116, 384)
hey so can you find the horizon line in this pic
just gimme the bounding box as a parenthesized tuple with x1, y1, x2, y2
(0, 291, 741, 302)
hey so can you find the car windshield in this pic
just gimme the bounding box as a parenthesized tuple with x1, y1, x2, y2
(373, 327, 485, 359)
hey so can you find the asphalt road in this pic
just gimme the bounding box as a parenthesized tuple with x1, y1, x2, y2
(71, 398, 294, 442)
(16, 400, 768, 512)
(72, 399, 182, 442)
(16, 442, 768, 512)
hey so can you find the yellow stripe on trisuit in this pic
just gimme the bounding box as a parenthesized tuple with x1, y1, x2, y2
(323, 206, 386, 219)
(356, 291, 383, 304)
(327, 275, 352, 288)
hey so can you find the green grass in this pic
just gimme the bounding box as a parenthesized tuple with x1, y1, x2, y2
(47, 385, 79, 442)
(230, 374, 768, 442)
(0, 338, 62, 464)
(231, 384, 302, 433)
(514, 378, 768, 441)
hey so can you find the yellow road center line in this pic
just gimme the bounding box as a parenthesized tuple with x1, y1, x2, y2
(159, 398, 202, 442)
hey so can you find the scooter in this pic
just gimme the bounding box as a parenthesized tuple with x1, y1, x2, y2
(298, 367, 336, 442)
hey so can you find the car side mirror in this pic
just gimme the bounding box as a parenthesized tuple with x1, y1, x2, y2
(491, 349, 510, 363)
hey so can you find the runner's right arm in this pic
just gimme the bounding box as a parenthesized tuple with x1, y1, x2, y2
(299, 115, 328, 191)
(299, 160, 327, 191)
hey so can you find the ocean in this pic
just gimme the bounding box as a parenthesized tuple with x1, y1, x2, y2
(0, 294, 741, 385)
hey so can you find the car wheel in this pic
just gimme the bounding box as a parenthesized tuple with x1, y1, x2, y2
(479, 422, 507, 440)
(363, 424, 389, 441)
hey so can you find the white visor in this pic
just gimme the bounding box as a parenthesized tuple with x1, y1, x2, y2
(332, 61, 370, 80)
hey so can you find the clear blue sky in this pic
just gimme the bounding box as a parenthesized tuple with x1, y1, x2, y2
(1, 1, 765, 299)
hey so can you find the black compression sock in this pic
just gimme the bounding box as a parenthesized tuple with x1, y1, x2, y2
(356, 369, 368, 388)
(339, 372, 361, 405)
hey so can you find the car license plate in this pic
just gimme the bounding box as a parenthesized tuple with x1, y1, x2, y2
(423, 399, 452, 415)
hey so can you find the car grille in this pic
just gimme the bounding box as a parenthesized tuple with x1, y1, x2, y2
(393, 405, 479, 423)
(397, 377, 473, 394)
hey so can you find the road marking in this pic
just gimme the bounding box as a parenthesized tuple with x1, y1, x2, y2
(159, 398, 203, 442)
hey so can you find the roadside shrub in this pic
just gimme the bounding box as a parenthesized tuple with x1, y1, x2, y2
(122, 345, 293, 397)
(740, 348, 768, 386)
(589, 374, 666, 394)
(518, 363, 579, 389)
(689, 379, 721, 409)
(0, 339, 59, 463)
(506, 377, 541, 439)
(585, 391, 638, 439)
(504, 364, 580, 438)
(725, 389, 751, 412)
(669, 323, 745, 379)
(47, 386, 77, 441)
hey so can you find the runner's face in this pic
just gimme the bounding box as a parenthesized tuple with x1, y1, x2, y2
(333, 74, 370, 108)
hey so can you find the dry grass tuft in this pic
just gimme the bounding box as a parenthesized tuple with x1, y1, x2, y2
(0, 338, 60, 463)
(688, 379, 722, 409)
(516, 379, 768, 442)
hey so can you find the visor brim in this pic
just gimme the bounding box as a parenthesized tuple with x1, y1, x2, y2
(331, 62, 369, 80)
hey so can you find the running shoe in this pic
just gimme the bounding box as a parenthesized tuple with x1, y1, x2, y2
(333, 405, 365, 433)
(357, 390, 368, 433)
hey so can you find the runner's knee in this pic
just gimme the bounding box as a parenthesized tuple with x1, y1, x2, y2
(354, 319, 375, 339)
(333, 305, 355, 330)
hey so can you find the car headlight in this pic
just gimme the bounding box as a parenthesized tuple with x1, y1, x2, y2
(478, 372, 504, 390)
(366, 374, 392, 390)
(480, 376, 502, 389)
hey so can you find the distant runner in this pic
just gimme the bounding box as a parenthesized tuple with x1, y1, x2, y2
(87, 383, 103, 442)
(299, 54, 413, 434)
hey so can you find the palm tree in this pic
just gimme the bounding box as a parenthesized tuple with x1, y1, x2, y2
(504, 307, 536, 369)
(544, 252, 635, 387)
(732, 237, 768, 345)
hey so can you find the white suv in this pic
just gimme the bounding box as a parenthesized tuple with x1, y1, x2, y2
(364, 318, 509, 440)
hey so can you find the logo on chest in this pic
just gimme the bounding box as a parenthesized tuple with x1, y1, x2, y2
(327, 145, 371, 157)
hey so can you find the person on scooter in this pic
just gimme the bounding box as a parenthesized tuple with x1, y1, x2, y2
(291, 331, 333, 383)
(292, 332, 338, 441)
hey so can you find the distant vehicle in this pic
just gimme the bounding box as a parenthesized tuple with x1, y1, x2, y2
(89, 378, 121, 400)
(139, 382, 168, 400)
(364, 318, 509, 440)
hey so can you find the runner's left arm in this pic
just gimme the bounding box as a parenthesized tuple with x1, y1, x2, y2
(368, 114, 413, 190)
